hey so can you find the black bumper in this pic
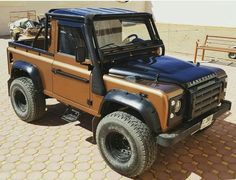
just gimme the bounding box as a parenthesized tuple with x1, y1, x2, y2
(156, 100, 231, 147)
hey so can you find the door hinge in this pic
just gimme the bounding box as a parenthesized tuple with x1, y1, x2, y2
(87, 99, 93, 106)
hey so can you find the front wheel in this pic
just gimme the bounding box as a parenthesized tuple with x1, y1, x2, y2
(10, 77, 46, 122)
(96, 111, 157, 177)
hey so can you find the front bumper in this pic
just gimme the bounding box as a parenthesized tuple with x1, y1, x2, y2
(156, 100, 231, 147)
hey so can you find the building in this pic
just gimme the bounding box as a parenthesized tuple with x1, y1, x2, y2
(1, 1, 236, 57)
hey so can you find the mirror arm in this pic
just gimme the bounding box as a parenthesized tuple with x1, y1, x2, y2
(80, 62, 94, 71)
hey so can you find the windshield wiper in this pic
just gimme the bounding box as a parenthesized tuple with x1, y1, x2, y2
(100, 43, 122, 50)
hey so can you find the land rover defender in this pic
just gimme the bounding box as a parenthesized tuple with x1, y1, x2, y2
(7, 8, 231, 177)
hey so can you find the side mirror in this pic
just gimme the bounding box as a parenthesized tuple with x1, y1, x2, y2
(75, 47, 86, 63)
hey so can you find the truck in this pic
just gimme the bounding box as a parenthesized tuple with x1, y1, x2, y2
(6, 8, 231, 177)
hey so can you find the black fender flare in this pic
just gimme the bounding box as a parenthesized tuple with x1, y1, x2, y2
(8, 60, 43, 94)
(99, 89, 161, 134)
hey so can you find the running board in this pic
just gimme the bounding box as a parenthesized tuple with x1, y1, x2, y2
(61, 107, 81, 122)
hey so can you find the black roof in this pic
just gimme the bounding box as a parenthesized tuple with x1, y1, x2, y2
(49, 8, 139, 17)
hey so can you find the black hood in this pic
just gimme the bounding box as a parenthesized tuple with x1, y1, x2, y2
(109, 56, 223, 87)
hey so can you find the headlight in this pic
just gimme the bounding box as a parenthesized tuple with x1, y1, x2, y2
(170, 97, 183, 117)
(174, 100, 182, 113)
(168, 95, 184, 127)
(171, 99, 182, 113)
(171, 100, 176, 106)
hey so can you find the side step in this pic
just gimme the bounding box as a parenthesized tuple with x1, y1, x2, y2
(61, 107, 81, 123)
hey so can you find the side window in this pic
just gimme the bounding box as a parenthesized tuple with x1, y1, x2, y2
(58, 25, 87, 57)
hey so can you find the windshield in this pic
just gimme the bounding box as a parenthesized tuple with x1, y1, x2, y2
(94, 17, 154, 49)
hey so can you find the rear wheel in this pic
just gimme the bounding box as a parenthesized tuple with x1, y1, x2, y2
(228, 52, 236, 59)
(96, 111, 157, 177)
(228, 47, 236, 59)
(10, 77, 45, 122)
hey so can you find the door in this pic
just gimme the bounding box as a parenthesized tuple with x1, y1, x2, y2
(52, 22, 91, 107)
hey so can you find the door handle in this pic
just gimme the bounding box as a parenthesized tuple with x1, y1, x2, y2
(52, 68, 62, 74)
(52, 68, 89, 83)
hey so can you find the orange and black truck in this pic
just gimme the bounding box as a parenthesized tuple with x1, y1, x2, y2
(7, 8, 231, 177)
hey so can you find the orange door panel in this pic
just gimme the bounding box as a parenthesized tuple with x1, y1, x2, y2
(52, 53, 91, 107)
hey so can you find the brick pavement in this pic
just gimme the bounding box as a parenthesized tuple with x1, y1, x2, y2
(0, 39, 236, 180)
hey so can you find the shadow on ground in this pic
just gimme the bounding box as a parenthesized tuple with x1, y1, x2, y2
(31, 101, 94, 129)
(31, 102, 68, 126)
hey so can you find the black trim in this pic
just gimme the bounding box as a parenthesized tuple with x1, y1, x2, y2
(46, 12, 85, 21)
(8, 61, 43, 95)
(33, 26, 45, 48)
(84, 18, 106, 95)
(52, 68, 89, 83)
(8, 42, 54, 56)
(44, 14, 49, 51)
(99, 89, 161, 134)
(92, 13, 152, 21)
(156, 100, 231, 147)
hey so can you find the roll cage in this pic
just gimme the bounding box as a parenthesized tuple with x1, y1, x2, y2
(42, 12, 165, 95)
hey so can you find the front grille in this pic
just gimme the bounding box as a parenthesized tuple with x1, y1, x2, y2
(190, 78, 222, 118)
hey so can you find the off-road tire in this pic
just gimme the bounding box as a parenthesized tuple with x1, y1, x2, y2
(96, 111, 157, 177)
(228, 47, 236, 59)
(10, 77, 45, 122)
(228, 52, 236, 59)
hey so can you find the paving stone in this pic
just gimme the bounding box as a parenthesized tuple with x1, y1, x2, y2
(31, 162, 46, 171)
(6, 155, 20, 163)
(74, 172, 90, 179)
(10, 148, 24, 155)
(11, 171, 27, 179)
(16, 163, 31, 171)
(202, 172, 219, 179)
(91, 162, 106, 171)
(34, 155, 49, 162)
(0, 172, 11, 179)
(90, 171, 106, 180)
(77, 162, 90, 171)
(59, 171, 74, 179)
(49, 155, 63, 162)
(0, 155, 6, 162)
(38, 148, 51, 155)
(61, 162, 75, 171)
(24, 148, 38, 155)
(27, 171, 43, 180)
(20, 155, 34, 163)
(0, 162, 16, 171)
(43, 171, 59, 180)
(77, 155, 90, 162)
(63, 154, 77, 162)
(46, 162, 61, 171)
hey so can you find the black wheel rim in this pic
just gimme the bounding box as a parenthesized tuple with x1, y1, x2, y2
(14, 90, 27, 112)
(105, 132, 132, 163)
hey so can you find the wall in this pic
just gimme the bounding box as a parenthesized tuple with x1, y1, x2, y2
(146, 1, 236, 59)
(147, 1, 236, 28)
(157, 23, 236, 60)
(0, 1, 146, 36)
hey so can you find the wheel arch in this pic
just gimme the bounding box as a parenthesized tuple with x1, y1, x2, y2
(8, 60, 43, 95)
(98, 89, 161, 134)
